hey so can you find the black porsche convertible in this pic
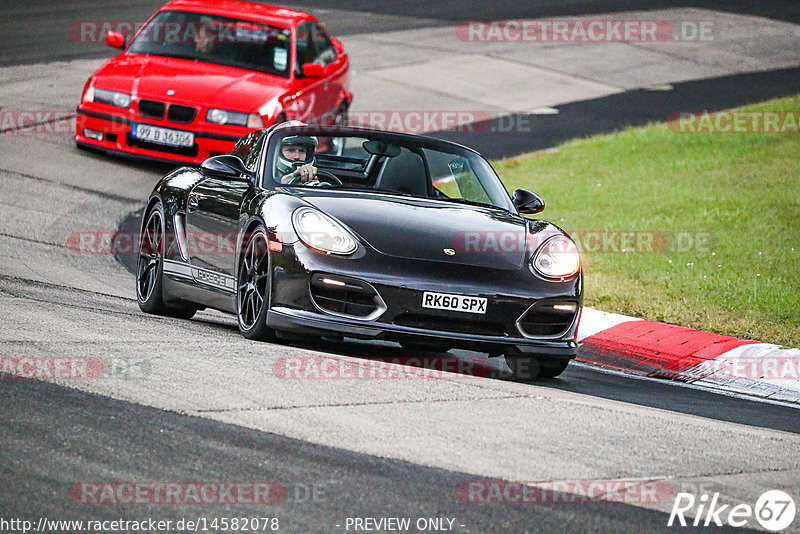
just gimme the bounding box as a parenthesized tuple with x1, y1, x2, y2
(136, 124, 582, 378)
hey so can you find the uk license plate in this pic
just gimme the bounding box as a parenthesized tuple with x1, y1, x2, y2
(422, 292, 487, 314)
(132, 123, 194, 147)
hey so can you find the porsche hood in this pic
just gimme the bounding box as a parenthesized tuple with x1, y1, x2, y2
(300, 193, 551, 271)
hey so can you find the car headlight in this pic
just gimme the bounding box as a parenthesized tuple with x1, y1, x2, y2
(292, 207, 357, 255)
(88, 88, 131, 109)
(206, 108, 263, 128)
(531, 235, 581, 279)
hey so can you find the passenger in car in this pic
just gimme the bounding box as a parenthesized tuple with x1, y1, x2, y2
(193, 23, 219, 55)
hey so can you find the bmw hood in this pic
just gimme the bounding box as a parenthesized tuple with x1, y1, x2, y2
(301, 192, 539, 271)
(90, 53, 288, 111)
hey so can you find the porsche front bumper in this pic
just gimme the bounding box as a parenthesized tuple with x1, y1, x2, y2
(266, 305, 579, 357)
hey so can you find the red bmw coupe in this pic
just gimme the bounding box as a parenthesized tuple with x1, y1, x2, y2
(75, 0, 352, 164)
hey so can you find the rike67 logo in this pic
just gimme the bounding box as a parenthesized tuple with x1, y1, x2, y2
(668, 489, 796, 531)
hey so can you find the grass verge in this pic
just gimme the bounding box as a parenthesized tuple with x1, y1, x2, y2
(495, 95, 800, 347)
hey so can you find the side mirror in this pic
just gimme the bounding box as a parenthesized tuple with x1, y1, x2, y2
(302, 63, 325, 78)
(106, 30, 126, 49)
(512, 189, 545, 214)
(200, 155, 254, 181)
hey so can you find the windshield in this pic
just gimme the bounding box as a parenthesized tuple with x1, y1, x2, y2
(127, 10, 292, 78)
(265, 130, 515, 211)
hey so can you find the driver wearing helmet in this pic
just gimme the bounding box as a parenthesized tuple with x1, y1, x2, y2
(276, 132, 318, 184)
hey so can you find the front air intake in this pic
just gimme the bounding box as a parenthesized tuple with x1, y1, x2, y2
(516, 301, 578, 338)
(309, 274, 386, 321)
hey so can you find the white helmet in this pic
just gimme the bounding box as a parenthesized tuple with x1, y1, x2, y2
(273, 120, 318, 175)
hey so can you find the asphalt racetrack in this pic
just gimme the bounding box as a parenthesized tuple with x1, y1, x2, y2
(1, 2, 799, 533)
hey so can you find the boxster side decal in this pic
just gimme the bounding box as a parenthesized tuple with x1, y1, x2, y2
(163, 259, 235, 292)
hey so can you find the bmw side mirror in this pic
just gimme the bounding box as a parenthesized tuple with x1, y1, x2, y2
(512, 189, 545, 214)
(302, 63, 325, 78)
(200, 155, 254, 181)
(106, 31, 126, 49)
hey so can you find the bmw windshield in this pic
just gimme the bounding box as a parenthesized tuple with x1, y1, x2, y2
(126, 10, 292, 77)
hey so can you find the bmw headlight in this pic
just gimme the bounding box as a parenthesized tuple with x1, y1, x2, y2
(531, 235, 581, 279)
(88, 88, 131, 109)
(206, 108, 263, 128)
(292, 207, 357, 255)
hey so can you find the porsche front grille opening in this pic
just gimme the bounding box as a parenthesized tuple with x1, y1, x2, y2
(516, 301, 577, 338)
(393, 314, 507, 337)
(310, 274, 386, 320)
(168, 104, 197, 123)
(138, 99, 166, 119)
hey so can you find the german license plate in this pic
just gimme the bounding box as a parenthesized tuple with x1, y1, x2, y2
(132, 123, 194, 147)
(422, 292, 487, 314)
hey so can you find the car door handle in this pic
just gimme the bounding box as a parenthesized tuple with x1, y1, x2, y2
(187, 195, 199, 211)
(323, 81, 329, 89)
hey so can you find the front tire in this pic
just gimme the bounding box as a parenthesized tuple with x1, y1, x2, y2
(504, 351, 570, 380)
(237, 226, 275, 341)
(537, 358, 571, 378)
(136, 202, 196, 319)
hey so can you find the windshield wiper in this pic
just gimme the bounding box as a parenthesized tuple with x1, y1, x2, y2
(154, 52, 202, 62)
(131, 50, 202, 62)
